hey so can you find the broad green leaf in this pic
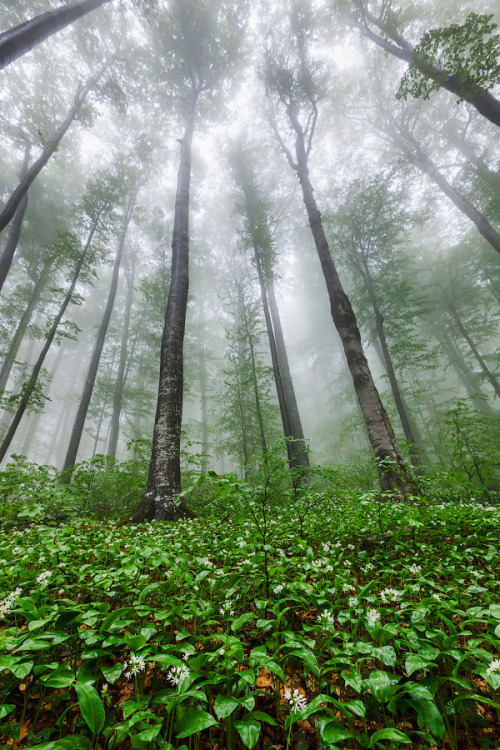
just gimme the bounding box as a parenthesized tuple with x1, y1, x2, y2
(405, 654, 435, 676)
(214, 694, 239, 719)
(41, 665, 75, 688)
(231, 612, 255, 632)
(234, 719, 261, 750)
(101, 662, 123, 684)
(176, 709, 219, 738)
(0, 704, 15, 719)
(75, 682, 105, 735)
(369, 728, 412, 746)
(321, 723, 355, 744)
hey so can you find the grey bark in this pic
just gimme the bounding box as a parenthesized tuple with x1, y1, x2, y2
(0, 0, 112, 70)
(107, 256, 135, 459)
(0, 67, 106, 236)
(0, 222, 96, 463)
(0, 143, 31, 293)
(62, 193, 135, 477)
(140, 94, 198, 521)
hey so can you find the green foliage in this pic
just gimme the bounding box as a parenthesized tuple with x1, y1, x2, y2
(398, 13, 500, 102)
(1, 484, 500, 747)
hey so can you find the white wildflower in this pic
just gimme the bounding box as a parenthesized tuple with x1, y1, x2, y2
(318, 611, 335, 627)
(408, 564, 421, 575)
(366, 609, 381, 627)
(167, 665, 190, 685)
(348, 596, 358, 608)
(284, 687, 308, 712)
(125, 654, 145, 679)
(36, 571, 52, 586)
(486, 658, 500, 675)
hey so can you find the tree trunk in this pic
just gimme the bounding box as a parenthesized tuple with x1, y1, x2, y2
(19, 341, 66, 457)
(198, 295, 210, 472)
(139, 94, 198, 522)
(370, 300, 423, 465)
(62, 193, 135, 477)
(107, 256, 135, 459)
(0, 223, 96, 464)
(357, 9, 500, 127)
(411, 150, 500, 255)
(0, 0, 112, 70)
(0, 66, 106, 236)
(291, 126, 414, 496)
(240, 293, 267, 458)
(0, 257, 52, 395)
(444, 295, 500, 399)
(254, 247, 309, 470)
(0, 143, 31, 293)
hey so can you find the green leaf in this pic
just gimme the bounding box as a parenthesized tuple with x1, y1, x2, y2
(321, 722, 355, 744)
(0, 704, 15, 719)
(214, 694, 239, 719)
(411, 699, 445, 740)
(342, 669, 363, 693)
(40, 665, 75, 688)
(405, 654, 435, 676)
(75, 682, 105, 735)
(346, 699, 366, 718)
(234, 719, 261, 750)
(368, 728, 412, 746)
(231, 612, 255, 632)
(11, 661, 34, 679)
(373, 646, 397, 667)
(176, 709, 219, 738)
(247, 711, 278, 726)
(366, 671, 395, 701)
(101, 662, 124, 684)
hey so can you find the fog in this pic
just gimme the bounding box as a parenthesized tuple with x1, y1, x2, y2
(1, 0, 499, 507)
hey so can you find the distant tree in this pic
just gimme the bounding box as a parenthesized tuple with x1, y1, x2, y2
(0, 0, 112, 71)
(231, 146, 310, 472)
(263, 0, 414, 496)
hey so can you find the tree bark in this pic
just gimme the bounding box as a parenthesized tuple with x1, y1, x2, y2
(254, 248, 309, 470)
(198, 295, 210, 472)
(354, 5, 500, 127)
(62, 193, 135, 477)
(289, 122, 414, 496)
(0, 143, 31, 293)
(411, 150, 500, 255)
(0, 66, 106, 236)
(0, 0, 112, 70)
(444, 295, 500, 399)
(240, 292, 267, 458)
(139, 93, 198, 521)
(107, 256, 135, 459)
(0, 257, 53, 395)
(0, 222, 96, 464)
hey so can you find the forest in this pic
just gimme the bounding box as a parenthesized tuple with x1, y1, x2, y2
(0, 0, 500, 747)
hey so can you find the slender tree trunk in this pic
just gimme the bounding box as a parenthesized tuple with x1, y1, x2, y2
(107, 257, 135, 459)
(198, 296, 210, 472)
(92, 392, 109, 458)
(254, 247, 309, 469)
(0, 258, 52, 395)
(0, 66, 106, 236)
(291, 125, 414, 496)
(62, 194, 135, 477)
(0, 0, 112, 70)
(47, 364, 80, 467)
(356, 9, 500, 127)
(139, 93, 198, 521)
(236, 342, 250, 481)
(411, 150, 500, 255)
(0, 223, 96, 463)
(19, 341, 66, 457)
(240, 294, 267, 458)
(444, 296, 500, 398)
(0, 143, 31, 293)
(370, 302, 423, 464)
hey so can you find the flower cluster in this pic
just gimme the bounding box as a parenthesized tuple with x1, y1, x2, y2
(284, 687, 308, 712)
(125, 654, 145, 679)
(486, 658, 500, 676)
(408, 564, 421, 575)
(366, 608, 381, 627)
(318, 610, 335, 627)
(36, 570, 52, 587)
(0, 587, 22, 619)
(380, 587, 400, 603)
(167, 665, 190, 685)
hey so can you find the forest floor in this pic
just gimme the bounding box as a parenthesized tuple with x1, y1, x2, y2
(0, 493, 499, 749)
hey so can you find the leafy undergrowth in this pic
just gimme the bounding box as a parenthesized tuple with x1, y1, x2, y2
(1, 492, 500, 749)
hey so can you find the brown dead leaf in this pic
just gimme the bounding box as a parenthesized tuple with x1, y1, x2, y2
(256, 667, 273, 688)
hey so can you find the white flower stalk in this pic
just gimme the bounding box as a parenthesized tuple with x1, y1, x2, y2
(0, 587, 22, 619)
(284, 687, 308, 712)
(366, 608, 381, 627)
(167, 665, 190, 686)
(125, 654, 146, 679)
(486, 658, 500, 675)
(318, 610, 335, 627)
(36, 571, 52, 587)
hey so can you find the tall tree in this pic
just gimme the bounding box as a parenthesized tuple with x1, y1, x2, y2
(136, 0, 248, 521)
(231, 147, 310, 471)
(263, 0, 414, 496)
(62, 182, 136, 476)
(0, 0, 112, 71)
